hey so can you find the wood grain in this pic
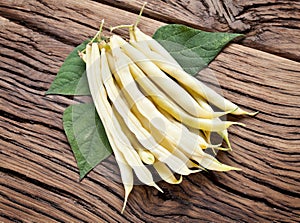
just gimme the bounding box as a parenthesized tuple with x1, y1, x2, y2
(0, 0, 300, 222)
(98, 0, 300, 61)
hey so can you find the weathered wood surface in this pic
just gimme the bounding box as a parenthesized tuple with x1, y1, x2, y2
(99, 0, 300, 62)
(0, 0, 300, 222)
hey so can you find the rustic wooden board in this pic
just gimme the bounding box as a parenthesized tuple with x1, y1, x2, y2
(99, 0, 300, 61)
(1, 0, 300, 222)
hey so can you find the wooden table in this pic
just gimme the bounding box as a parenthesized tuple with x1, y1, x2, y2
(1, 1, 299, 222)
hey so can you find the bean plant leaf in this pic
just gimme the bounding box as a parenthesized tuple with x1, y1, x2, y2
(153, 24, 243, 75)
(63, 103, 112, 179)
(46, 40, 90, 95)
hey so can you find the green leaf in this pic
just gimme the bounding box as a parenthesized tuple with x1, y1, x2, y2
(153, 24, 242, 75)
(46, 40, 90, 95)
(63, 103, 112, 179)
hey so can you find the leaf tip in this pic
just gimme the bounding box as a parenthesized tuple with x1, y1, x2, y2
(79, 169, 89, 181)
(45, 90, 51, 95)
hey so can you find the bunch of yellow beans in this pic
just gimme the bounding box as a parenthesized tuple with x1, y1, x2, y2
(81, 21, 255, 213)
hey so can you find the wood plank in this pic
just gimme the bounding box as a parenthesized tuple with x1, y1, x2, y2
(0, 0, 300, 222)
(97, 0, 300, 61)
(0, 0, 162, 46)
(1, 0, 299, 60)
